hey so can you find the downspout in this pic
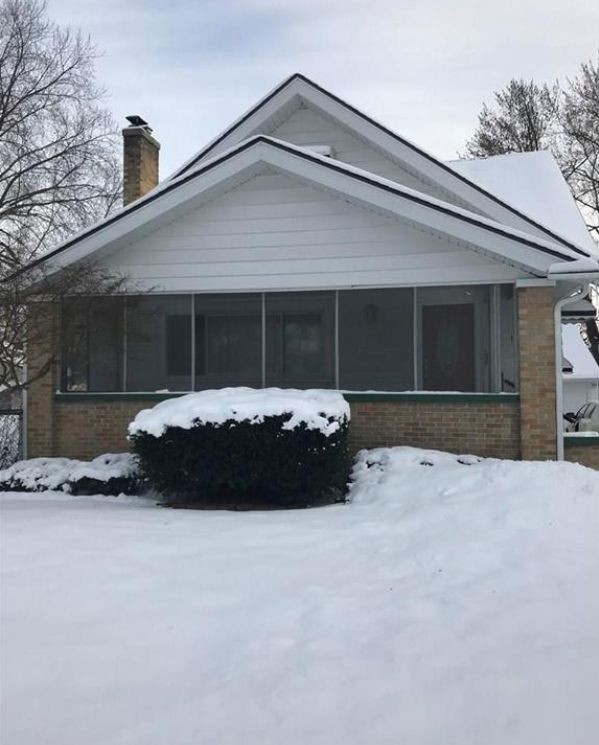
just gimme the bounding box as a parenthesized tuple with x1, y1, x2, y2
(554, 284, 588, 460)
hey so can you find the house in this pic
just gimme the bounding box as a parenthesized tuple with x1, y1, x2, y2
(562, 323, 599, 415)
(23, 74, 599, 467)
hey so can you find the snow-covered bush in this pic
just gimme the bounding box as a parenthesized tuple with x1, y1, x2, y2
(129, 388, 350, 508)
(0, 453, 141, 495)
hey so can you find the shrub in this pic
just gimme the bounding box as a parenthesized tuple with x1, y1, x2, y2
(129, 388, 350, 508)
(0, 454, 141, 495)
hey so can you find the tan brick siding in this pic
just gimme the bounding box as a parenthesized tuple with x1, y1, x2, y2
(517, 286, 557, 460)
(45, 397, 521, 461)
(122, 129, 159, 205)
(349, 400, 520, 459)
(53, 401, 151, 460)
(564, 444, 599, 470)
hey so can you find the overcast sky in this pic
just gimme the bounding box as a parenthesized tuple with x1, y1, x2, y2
(49, 0, 598, 177)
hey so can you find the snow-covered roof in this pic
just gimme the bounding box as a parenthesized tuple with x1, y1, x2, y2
(448, 151, 597, 255)
(562, 324, 599, 380)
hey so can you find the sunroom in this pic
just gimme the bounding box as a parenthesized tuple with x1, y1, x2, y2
(61, 285, 518, 396)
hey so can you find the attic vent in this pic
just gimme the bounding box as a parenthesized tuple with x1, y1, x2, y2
(305, 144, 335, 157)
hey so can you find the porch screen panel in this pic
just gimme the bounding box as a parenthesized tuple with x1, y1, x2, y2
(126, 295, 192, 391)
(418, 285, 491, 392)
(338, 289, 414, 390)
(61, 298, 123, 392)
(499, 284, 518, 392)
(194, 293, 262, 389)
(265, 292, 335, 388)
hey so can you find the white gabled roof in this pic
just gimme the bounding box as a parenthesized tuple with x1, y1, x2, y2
(448, 151, 597, 255)
(24, 136, 594, 280)
(170, 73, 593, 256)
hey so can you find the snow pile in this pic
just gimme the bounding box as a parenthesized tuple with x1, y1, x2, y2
(129, 387, 350, 438)
(1, 447, 598, 744)
(0, 453, 139, 493)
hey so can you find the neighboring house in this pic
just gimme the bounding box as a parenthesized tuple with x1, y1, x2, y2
(22, 74, 599, 465)
(562, 323, 599, 415)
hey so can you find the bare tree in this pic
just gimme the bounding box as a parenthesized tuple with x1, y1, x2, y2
(0, 0, 123, 393)
(560, 55, 599, 241)
(464, 58, 598, 242)
(465, 79, 561, 158)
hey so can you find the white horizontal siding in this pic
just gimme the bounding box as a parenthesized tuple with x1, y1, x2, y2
(269, 107, 448, 200)
(103, 171, 525, 293)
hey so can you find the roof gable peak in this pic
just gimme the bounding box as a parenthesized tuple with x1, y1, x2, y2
(170, 74, 591, 255)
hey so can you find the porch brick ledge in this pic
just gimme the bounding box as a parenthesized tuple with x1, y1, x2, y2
(54, 391, 521, 404)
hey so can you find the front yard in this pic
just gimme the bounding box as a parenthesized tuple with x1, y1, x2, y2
(1, 447, 598, 744)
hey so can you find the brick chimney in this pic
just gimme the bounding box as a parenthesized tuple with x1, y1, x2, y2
(122, 115, 160, 205)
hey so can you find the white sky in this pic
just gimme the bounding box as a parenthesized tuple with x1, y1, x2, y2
(49, 0, 599, 177)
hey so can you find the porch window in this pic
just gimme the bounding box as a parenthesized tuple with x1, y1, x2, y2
(417, 286, 491, 392)
(61, 298, 123, 392)
(126, 295, 192, 391)
(265, 292, 335, 388)
(339, 288, 413, 391)
(194, 293, 262, 389)
(59, 285, 518, 395)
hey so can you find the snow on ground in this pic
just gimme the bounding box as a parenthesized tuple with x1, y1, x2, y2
(1, 447, 598, 745)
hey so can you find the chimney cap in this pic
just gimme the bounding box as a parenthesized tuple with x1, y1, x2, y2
(126, 114, 150, 129)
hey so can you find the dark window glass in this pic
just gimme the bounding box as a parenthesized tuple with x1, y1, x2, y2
(339, 288, 414, 391)
(166, 315, 192, 376)
(195, 294, 262, 389)
(61, 298, 123, 392)
(126, 295, 192, 391)
(418, 285, 490, 392)
(266, 292, 335, 388)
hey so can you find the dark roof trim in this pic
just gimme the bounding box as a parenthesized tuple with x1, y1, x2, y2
(173, 72, 588, 257)
(20, 135, 576, 276)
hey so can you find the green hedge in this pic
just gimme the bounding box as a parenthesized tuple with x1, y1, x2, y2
(130, 414, 350, 508)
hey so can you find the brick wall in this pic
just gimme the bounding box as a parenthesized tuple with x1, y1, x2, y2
(517, 285, 557, 460)
(53, 399, 153, 460)
(564, 440, 599, 470)
(46, 395, 521, 461)
(349, 398, 521, 459)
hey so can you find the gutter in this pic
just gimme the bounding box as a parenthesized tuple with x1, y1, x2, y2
(554, 284, 589, 460)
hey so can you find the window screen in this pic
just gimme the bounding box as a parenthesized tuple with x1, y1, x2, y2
(418, 285, 491, 392)
(265, 292, 335, 388)
(126, 295, 192, 391)
(339, 288, 414, 391)
(194, 294, 262, 389)
(61, 298, 123, 392)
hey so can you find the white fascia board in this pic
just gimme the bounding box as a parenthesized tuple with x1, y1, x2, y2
(45, 151, 265, 271)
(173, 74, 589, 255)
(168, 77, 302, 180)
(258, 140, 570, 275)
(40, 136, 573, 278)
